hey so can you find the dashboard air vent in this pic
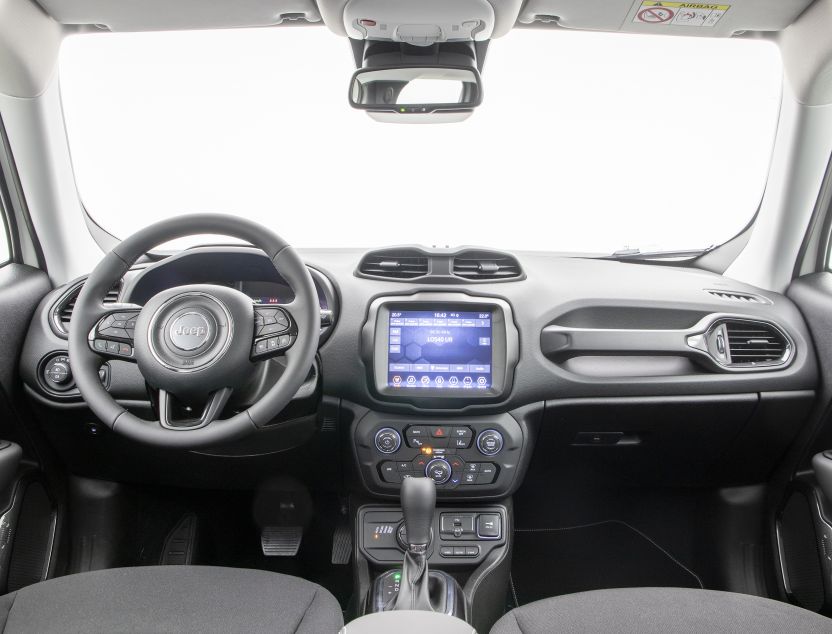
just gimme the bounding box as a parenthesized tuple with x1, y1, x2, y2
(452, 251, 523, 281)
(724, 320, 789, 366)
(55, 281, 121, 332)
(707, 290, 770, 305)
(358, 250, 429, 280)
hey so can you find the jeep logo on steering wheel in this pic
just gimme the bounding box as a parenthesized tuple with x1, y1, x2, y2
(175, 325, 206, 337)
(168, 312, 212, 351)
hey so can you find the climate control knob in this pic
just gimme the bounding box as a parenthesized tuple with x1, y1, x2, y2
(477, 429, 504, 456)
(425, 458, 452, 485)
(374, 428, 402, 454)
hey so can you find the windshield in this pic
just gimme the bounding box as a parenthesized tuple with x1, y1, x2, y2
(59, 27, 782, 254)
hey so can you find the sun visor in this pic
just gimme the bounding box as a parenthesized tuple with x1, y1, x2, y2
(517, 0, 815, 36)
(36, 0, 322, 31)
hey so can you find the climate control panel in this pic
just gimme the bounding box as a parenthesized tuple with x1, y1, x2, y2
(353, 411, 528, 499)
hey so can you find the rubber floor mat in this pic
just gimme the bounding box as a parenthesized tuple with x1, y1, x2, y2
(511, 520, 703, 607)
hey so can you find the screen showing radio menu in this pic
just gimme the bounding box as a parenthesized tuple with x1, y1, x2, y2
(387, 310, 492, 389)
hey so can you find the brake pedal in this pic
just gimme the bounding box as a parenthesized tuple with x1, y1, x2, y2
(261, 526, 303, 557)
(160, 513, 197, 565)
(331, 522, 352, 565)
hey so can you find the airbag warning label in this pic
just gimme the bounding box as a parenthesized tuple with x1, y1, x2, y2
(633, 2, 730, 27)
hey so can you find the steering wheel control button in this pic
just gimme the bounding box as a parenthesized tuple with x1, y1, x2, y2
(425, 458, 452, 484)
(374, 428, 402, 454)
(254, 307, 291, 337)
(96, 310, 141, 343)
(476, 514, 502, 539)
(477, 429, 504, 456)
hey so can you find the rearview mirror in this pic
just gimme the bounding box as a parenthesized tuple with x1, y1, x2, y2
(349, 66, 482, 114)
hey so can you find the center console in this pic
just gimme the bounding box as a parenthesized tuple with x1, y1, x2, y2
(359, 505, 507, 568)
(351, 293, 534, 632)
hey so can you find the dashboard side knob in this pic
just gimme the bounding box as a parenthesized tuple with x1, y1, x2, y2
(477, 429, 504, 456)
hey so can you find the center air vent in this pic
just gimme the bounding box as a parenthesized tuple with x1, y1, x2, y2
(52, 281, 121, 335)
(358, 250, 429, 280)
(452, 251, 523, 281)
(719, 319, 790, 367)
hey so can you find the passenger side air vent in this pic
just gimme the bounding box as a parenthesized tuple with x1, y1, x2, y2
(53, 281, 121, 335)
(706, 289, 770, 305)
(452, 251, 523, 281)
(358, 250, 429, 280)
(723, 320, 790, 366)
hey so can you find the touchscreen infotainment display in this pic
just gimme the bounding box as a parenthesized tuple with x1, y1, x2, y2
(387, 310, 492, 389)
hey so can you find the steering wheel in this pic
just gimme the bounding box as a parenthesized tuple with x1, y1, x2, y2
(67, 214, 319, 448)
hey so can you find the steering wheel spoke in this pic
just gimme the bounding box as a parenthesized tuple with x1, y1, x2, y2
(88, 305, 142, 361)
(250, 304, 297, 360)
(157, 386, 234, 429)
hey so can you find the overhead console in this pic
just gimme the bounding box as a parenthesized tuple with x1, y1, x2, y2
(361, 293, 519, 407)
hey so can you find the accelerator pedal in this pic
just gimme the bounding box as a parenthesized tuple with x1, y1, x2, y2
(160, 513, 197, 565)
(331, 522, 352, 565)
(261, 526, 303, 557)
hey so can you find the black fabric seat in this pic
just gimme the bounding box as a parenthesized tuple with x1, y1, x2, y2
(491, 587, 832, 633)
(0, 565, 343, 633)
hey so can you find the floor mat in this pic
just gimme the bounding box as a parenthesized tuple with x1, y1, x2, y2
(510, 520, 703, 607)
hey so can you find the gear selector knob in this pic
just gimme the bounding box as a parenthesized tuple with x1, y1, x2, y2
(400, 476, 436, 549)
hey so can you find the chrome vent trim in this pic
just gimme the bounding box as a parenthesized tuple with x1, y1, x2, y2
(692, 318, 793, 370)
(51, 280, 122, 337)
(452, 250, 524, 281)
(358, 250, 429, 280)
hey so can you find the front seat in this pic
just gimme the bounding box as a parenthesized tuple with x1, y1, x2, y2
(0, 566, 343, 634)
(491, 587, 832, 633)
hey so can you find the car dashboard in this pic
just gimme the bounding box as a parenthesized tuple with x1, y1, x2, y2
(17, 245, 818, 499)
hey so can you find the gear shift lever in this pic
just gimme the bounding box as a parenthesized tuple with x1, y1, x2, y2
(401, 476, 436, 551)
(369, 477, 464, 616)
(395, 477, 436, 611)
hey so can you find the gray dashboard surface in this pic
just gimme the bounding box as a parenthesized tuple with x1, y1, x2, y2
(20, 247, 818, 415)
(303, 249, 818, 413)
